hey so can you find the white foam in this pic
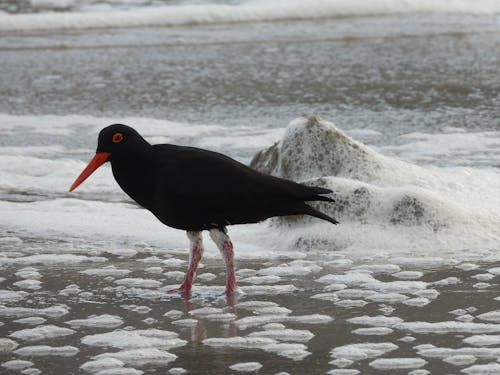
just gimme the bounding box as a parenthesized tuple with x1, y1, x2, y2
(229, 362, 262, 372)
(477, 311, 500, 323)
(316, 273, 376, 286)
(240, 275, 282, 284)
(396, 321, 500, 334)
(472, 273, 495, 281)
(369, 358, 426, 370)
(0, 338, 19, 353)
(114, 278, 161, 288)
(94, 368, 143, 375)
(81, 266, 131, 277)
(236, 301, 278, 310)
(488, 267, 500, 275)
(352, 264, 401, 274)
(197, 273, 217, 282)
(171, 319, 198, 327)
(168, 369, 186, 375)
(335, 289, 374, 299)
(20, 368, 42, 375)
(1, 359, 32, 370)
(257, 262, 321, 277)
(335, 299, 368, 308)
(0, 290, 28, 304)
(456, 263, 480, 271)
(92, 349, 177, 367)
(402, 297, 431, 307)
(463, 335, 500, 346)
(15, 267, 42, 280)
(14, 345, 78, 357)
(352, 327, 393, 336)
(442, 354, 476, 366)
(13, 317, 46, 326)
(163, 310, 183, 319)
(392, 271, 423, 280)
(327, 370, 360, 375)
(203, 336, 276, 349)
(240, 284, 297, 295)
(432, 277, 461, 286)
(13, 279, 42, 290)
(163, 271, 185, 280)
(366, 293, 409, 303)
(253, 306, 291, 315)
(0, 254, 106, 266)
(82, 329, 186, 350)
(407, 367, 432, 375)
(66, 314, 123, 328)
(462, 363, 500, 375)
(263, 342, 311, 360)
(248, 329, 314, 342)
(0, 305, 69, 318)
(80, 357, 125, 373)
(2, 0, 500, 32)
(10, 325, 75, 341)
(347, 315, 403, 327)
(330, 342, 398, 361)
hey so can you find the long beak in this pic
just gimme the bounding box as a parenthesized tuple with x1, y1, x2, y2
(69, 152, 111, 192)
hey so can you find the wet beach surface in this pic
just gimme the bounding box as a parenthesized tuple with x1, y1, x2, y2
(1, 235, 500, 374)
(1, 9, 500, 375)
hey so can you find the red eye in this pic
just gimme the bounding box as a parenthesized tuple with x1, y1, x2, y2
(112, 132, 123, 143)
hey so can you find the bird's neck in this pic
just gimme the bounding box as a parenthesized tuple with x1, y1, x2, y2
(110, 146, 157, 210)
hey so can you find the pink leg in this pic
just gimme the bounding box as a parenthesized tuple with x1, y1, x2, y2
(209, 229, 239, 296)
(168, 231, 203, 294)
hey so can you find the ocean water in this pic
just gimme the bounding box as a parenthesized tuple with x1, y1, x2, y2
(1, 1, 500, 374)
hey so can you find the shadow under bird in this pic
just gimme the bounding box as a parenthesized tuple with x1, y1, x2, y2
(69, 124, 338, 295)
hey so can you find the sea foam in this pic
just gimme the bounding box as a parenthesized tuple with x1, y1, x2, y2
(1, 0, 500, 32)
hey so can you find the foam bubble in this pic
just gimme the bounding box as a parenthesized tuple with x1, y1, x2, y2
(442, 354, 477, 366)
(92, 349, 177, 367)
(330, 342, 398, 361)
(10, 325, 75, 341)
(0, 338, 19, 353)
(352, 327, 393, 336)
(0, 0, 495, 33)
(0, 290, 28, 304)
(248, 329, 314, 342)
(462, 363, 500, 375)
(396, 321, 500, 334)
(369, 358, 426, 370)
(81, 266, 131, 277)
(82, 329, 186, 350)
(66, 314, 123, 328)
(14, 345, 78, 357)
(229, 362, 263, 372)
(80, 357, 125, 373)
(0, 305, 69, 318)
(1, 359, 33, 370)
(463, 335, 500, 346)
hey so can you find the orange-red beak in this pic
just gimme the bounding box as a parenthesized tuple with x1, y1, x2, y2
(69, 152, 111, 192)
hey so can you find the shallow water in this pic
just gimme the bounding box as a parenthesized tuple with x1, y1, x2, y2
(1, 236, 500, 374)
(1, 3, 500, 374)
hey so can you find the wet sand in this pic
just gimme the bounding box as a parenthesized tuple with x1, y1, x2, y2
(1, 236, 500, 374)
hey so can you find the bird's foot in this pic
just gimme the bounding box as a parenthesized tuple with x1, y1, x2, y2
(225, 284, 242, 297)
(167, 282, 192, 296)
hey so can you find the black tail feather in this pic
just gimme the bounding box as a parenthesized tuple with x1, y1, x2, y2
(305, 194, 335, 203)
(301, 203, 339, 225)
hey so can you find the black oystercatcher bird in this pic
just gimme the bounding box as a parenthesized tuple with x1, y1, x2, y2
(69, 124, 338, 295)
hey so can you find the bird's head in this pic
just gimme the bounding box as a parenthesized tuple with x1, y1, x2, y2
(69, 124, 148, 192)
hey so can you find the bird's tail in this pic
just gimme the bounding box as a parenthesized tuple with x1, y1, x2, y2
(300, 202, 339, 225)
(301, 186, 335, 203)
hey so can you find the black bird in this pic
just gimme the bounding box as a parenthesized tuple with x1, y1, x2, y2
(69, 124, 338, 295)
